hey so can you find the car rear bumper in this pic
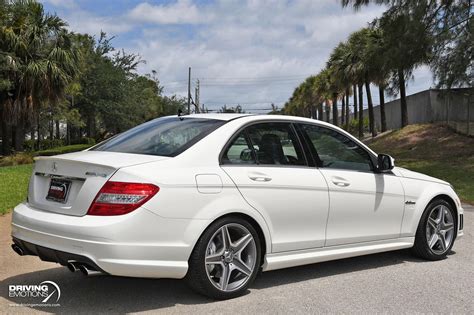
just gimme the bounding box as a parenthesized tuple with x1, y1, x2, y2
(11, 202, 211, 279)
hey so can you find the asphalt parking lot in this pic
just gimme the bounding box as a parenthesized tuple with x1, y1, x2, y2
(1, 205, 472, 314)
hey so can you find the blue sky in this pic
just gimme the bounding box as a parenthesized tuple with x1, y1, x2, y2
(41, 0, 433, 113)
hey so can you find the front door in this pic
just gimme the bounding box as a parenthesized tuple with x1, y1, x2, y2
(298, 123, 405, 246)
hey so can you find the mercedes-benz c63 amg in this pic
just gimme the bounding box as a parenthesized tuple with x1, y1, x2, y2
(11, 114, 464, 299)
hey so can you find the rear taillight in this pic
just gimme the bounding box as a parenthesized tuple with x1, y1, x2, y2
(87, 181, 159, 216)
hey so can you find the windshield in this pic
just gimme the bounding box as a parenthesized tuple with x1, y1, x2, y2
(91, 116, 225, 157)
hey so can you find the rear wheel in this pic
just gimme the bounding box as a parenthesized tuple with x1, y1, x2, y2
(186, 216, 261, 299)
(412, 199, 456, 260)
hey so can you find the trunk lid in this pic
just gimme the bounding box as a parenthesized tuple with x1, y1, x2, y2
(28, 151, 168, 216)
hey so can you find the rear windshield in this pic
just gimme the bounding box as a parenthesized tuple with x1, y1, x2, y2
(91, 117, 225, 157)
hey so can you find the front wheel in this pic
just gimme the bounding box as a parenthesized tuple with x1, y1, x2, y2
(186, 217, 261, 299)
(412, 199, 456, 260)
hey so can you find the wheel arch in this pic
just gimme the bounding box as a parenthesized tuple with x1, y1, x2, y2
(190, 211, 271, 268)
(426, 194, 459, 232)
(401, 182, 461, 238)
(409, 192, 459, 237)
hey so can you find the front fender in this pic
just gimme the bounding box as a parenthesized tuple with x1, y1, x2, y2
(400, 178, 461, 237)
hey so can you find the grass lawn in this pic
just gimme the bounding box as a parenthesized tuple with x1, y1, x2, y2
(0, 164, 33, 215)
(366, 124, 474, 204)
(0, 143, 92, 214)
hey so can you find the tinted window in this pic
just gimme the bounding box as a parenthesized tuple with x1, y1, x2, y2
(92, 117, 225, 157)
(246, 123, 306, 166)
(301, 124, 373, 171)
(221, 132, 256, 164)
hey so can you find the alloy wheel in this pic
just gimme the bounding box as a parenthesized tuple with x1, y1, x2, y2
(425, 205, 455, 255)
(205, 223, 257, 292)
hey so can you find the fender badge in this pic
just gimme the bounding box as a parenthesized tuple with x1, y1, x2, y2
(405, 200, 416, 205)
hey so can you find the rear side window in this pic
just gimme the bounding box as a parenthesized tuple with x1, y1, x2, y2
(92, 117, 225, 157)
(221, 122, 306, 166)
(221, 132, 256, 164)
(246, 123, 306, 166)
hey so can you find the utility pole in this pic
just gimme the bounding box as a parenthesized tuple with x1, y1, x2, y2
(187, 67, 191, 114)
(195, 79, 200, 113)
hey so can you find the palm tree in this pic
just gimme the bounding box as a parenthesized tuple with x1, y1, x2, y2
(342, 0, 433, 128)
(327, 42, 353, 129)
(345, 30, 368, 138)
(367, 27, 390, 132)
(0, 0, 80, 154)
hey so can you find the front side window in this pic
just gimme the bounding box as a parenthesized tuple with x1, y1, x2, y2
(300, 124, 373, 171)
(92, 117, 225, 157)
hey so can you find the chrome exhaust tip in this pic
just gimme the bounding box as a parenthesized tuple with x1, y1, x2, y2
(67, 261, 80, 272)
(78, 264, 102, 276)
(11, 244, 24, 256)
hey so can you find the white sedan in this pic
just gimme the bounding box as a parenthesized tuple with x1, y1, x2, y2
(11, 114, 464, 299)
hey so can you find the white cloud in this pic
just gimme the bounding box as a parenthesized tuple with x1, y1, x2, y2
(65, 13, 133, 35)
(42, 0, 77, 9)
(124, 0, 387, 111)
(128, 0, 203, 24)
(44, 0, 434, 112)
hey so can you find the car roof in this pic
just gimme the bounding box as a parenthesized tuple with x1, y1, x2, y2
(184, 113, 252, 121)
(185, 113, 336, 128)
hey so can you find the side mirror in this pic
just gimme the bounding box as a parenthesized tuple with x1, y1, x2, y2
(240, 148, 254, 162)
(377, 154, 394, 172)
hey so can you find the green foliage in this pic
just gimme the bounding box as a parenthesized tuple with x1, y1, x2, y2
(0, 0, 80, 155)
(219, 105, 245, 113)
(33, 144, 92, 157)
(0, 143, 92, 167)
(0, 2, 187, 156)
(23, 137, 94, 151)
(23, 139, 64, 151)
(347, 117, 369, 136)
(71, 32, 186, 139)
(0, 164, 33, 214)
(0, 153, 34, 167)
(70, 137, 95, 145)
(343, 0, 472, 90)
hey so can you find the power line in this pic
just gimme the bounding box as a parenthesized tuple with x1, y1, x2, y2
(203, 101, 286, 105)
(199, 74, 312, 80)
(160, 73, 313, 86)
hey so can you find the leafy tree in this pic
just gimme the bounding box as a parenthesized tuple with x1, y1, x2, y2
(219, 105, 245, 113)
(0, 0, 80, 154)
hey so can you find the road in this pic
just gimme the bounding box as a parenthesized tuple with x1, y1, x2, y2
(1, 205, 473, 314)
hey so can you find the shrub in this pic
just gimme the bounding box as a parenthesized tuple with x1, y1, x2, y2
(23, 138, 64, 151)
(70, 137, 96, 145)
(33, 144, 92, 157)
(347, 117, 369, 136)
(0, 153, 34, 167)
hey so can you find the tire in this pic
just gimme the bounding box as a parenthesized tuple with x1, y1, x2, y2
(412, 199, 457, 260)
(185, 216, 262, 300)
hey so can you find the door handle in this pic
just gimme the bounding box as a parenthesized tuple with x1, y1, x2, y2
(331, 177, 350, 187)
(248, 172, 272, 182)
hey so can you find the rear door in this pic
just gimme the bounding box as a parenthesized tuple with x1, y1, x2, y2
(298, 123, 405, 246)
(221, 122, 329, 252)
